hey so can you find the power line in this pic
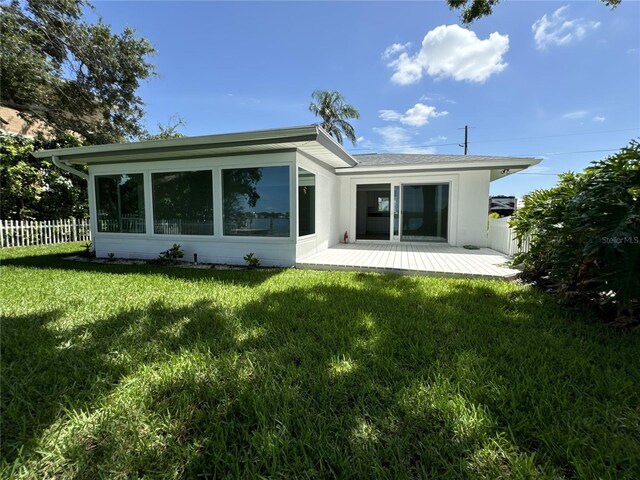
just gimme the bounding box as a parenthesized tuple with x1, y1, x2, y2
(349, 127, 639, 152)
(464, 128, 639, 146)
(511, 148, 620, 157)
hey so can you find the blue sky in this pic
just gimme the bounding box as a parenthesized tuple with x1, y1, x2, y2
(92, 1, 639, 197)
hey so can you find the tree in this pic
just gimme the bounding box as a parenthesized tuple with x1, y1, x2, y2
(0, 134, 88, 220)
(510, 140, 639, 326)
(0, 0, 156, 144)
(448, 0, 622, 24)
(139, 115, 188, 141)
(309, 90, 360, 146)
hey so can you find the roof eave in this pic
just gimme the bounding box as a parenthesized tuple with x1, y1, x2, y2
(335, 157, 541, 175)
(31, 125, 357, 167)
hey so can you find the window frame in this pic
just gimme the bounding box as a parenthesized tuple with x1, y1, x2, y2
(150, 168, 216, 237)
(297, 167, 316, 239)
(221, 164, 292, 239)
(94, 173, 147, 234)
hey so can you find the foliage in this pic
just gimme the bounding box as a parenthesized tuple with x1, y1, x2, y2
(447, 0, 622, 24)
(222, 168, 262, 229)
(159, 243, 184, 260)
(511, 140, 640, 325)
(309, 90, 360, 146)
(80, 241, 94, 258)
(243, 252, 261, 268)
(1, 243, 639, 478)
(0, 0, 155, 144)
(139, 115, 187, 141)
(0, 134, 88, 220)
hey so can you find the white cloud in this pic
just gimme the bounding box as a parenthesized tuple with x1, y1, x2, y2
(379, 102, 448, 127)
(378, 110, 403, 122)
(426, 135, 447, 144)
(382, 42, 411, 60)
(532, 6, 600, 49)
(592, 115, 606, 122)
(420, 93, 457, 104)
(562, 110, 588, 120)
(374, 126, 410, 145)
(385, 24, 509, 84)
(372, 126, 437, 154)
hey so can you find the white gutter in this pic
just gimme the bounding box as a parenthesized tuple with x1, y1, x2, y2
(51, 155, 88, 180)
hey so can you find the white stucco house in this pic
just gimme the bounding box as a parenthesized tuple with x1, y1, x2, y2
(33, 125, 539, 266)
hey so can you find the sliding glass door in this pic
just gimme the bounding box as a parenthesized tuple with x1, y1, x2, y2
(400, 184, 449, 242)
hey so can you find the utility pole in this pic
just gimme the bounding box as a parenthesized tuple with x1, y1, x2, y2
(458, 125, 470, 155)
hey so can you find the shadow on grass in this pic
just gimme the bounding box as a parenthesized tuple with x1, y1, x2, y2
(2, 266, 638, 478)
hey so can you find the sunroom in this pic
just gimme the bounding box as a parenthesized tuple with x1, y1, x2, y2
(33, 126, 352, 266)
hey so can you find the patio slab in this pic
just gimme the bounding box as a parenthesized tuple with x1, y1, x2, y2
(296, 243, 520, 280)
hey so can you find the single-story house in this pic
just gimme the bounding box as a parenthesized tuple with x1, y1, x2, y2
(33, 125, 540, 266)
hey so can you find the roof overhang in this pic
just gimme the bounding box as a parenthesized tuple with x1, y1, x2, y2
(335, 157, 541, 180)
(31, 125, 357, 168)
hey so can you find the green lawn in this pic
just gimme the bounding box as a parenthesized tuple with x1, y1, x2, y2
(1, 243, 638, 479)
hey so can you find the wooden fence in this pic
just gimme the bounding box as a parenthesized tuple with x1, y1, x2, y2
(488, 216, 530, 256)
(0, 218, 91, 248)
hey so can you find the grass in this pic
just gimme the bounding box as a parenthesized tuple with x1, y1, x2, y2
(1, 243, 638, 479)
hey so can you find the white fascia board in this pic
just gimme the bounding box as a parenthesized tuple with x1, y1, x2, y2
(335, 157, 541, 175)
(31, 124, 357, 169)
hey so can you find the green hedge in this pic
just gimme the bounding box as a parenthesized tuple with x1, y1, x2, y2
(511, 140, 640, 326)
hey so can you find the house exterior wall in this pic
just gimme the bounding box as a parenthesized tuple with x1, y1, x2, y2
(87, 149, 493, 265)
(337, 169, 491, 248)
(88, 152, 297, 266)
(456, 170, 491, 247)
(295, 152, 341, 261)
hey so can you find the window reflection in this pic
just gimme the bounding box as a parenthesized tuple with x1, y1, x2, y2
(223, 166, 290, 237)
(152, 171, 214, 235)
(298, 168, 315, 237)
(401, 184, 448, 242)
(95, 174, 145, 233)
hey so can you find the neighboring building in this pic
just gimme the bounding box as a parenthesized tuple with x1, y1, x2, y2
(33, 125, 540, 266)
(0, 106, 52, 137)
(489, 195, 517, 217)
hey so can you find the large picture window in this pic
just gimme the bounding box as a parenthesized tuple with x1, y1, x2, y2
(95, 174, 145, 233)
(298, 168, 315, 237)
(222, 166, 290, 237)
(152, 171, 214, 235)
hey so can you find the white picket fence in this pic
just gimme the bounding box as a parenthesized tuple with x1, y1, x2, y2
(488, 216, 530, 256)
(0, 218, 91, 248)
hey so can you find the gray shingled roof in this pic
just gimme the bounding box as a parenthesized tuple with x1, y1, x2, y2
(352, 153, 534, 166)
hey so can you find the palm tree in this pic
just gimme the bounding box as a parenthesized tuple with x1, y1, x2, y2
(309, 90, 360, 146)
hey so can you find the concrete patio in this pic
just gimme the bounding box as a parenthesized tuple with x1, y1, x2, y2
(296, 243, 520, 279)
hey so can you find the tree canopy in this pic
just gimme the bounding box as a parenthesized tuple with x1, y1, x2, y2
(309, 90, 360, 146)
(0, 0, 156, 144)
(448, 0, 622, 23)
(1, 134, 88, 220)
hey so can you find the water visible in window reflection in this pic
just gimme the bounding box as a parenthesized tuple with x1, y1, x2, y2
(223, 166, 290, 237)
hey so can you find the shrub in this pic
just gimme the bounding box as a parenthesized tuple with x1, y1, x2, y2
(159, 244, 184, 261)
(80, 241, 95, 258)
(510, 140, 639, 326)
(243, 252, 260, 269)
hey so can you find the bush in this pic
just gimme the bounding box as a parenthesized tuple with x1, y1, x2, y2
(510, 140, 639, 326)
(243, 252, 260, 269)
(159, 244, 184, 261)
